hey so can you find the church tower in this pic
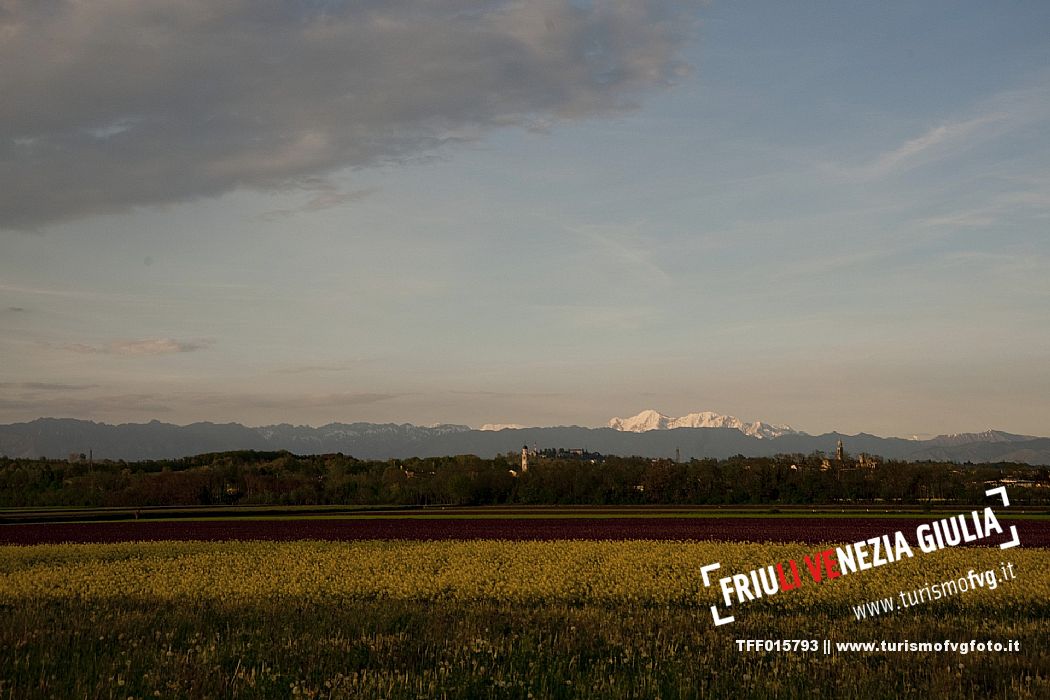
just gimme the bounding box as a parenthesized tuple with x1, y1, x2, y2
(521, 444, 529, 473)
(836, 439, 844, 462)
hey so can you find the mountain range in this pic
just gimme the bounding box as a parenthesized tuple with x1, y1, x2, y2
(608, 409, 798, 439)
(1, 411, 1048, 465)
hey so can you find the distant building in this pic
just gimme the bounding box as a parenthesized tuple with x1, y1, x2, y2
(985, 478, 1042, 489)
(857, 453, 879, 469)
(521, 444, 529, 473)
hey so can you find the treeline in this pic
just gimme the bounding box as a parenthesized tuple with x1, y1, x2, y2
(0, 450, 1047, 508)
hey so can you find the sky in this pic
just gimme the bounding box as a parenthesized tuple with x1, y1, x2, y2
(2, 1, 1049, 438)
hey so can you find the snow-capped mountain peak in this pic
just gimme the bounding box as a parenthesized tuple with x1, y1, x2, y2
(608, 410, 800, 439)
(608, 409, 669, 431)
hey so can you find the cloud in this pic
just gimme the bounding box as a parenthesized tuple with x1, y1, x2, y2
(833, 78, 1050, 183)
(835, 114, 1004, 182)
(566, 222, 672, 284)
(203, 392, 400, 411)
(0, 382, 99, 391)
(0, 1, 697, 230)
(0, 282, 148, 304)
(0, 393, 173, 416)
(6, 306, 25, 312)
(257, 184, 378, 221)
(868, 116, 1002, 175)
(58, 343, 106, 355)
(110, 338, 214, 356)
(0, 389, 398, 422)
(917, 177, 1050, 230)
(57, 338, 214, 356)
(447, 390, 566, 399)
(271, 361, 367, 375)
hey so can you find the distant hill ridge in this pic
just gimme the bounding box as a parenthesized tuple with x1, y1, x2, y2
(1, 417, 1048, 465)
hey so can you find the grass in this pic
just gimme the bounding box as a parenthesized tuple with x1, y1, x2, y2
(2, 599, 1046, 699)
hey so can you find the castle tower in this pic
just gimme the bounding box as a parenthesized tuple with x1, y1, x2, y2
(836, 439, 844, 462)
(521, 444, 529, 473)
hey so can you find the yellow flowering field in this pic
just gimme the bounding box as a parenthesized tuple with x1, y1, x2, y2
(2, 540, 1048, 699)
(2, 540, 1047, 615)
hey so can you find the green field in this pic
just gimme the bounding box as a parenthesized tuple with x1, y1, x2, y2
(5, 599, 1047, 699)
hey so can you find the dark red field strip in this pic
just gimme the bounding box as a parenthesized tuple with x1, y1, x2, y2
(2, 517, 1046, 547)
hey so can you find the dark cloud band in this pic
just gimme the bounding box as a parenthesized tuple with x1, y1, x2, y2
(0, 1, 695, 230)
